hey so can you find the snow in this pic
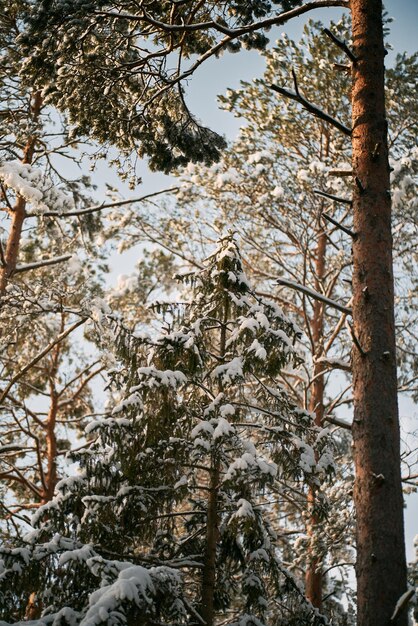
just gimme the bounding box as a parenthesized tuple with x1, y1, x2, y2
(234, 498, 255, 519)
(272, 185, 284, 198)
(247, 150, 272, 164)
(135, 366, 187, 388)
(212, 357, 244, 383)
(219, 403, 235, 417)
(0, 161, 74, 214)
(191, 420, 214, 439)
(59, 544, 95, 566)
(248, 339, 267, 360)
(79, 566, 182, 626)
(213, 417, 235, 440)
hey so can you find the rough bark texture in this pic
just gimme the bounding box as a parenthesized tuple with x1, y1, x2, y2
(200, 463, 220, 626)
(305, 230, 327, 610)
(0, 92, 42, 294)
(350, 1, 407, 624)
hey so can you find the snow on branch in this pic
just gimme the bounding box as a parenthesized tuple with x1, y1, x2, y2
(25, 187, 179, 218)
(0, 161, 74, 214)
(14, 254, 72, 274)
(390, 588, 415, 623)
(270, 69, 351, 137)
(276, 277, 352, 315)
(314, 356, 351, 372)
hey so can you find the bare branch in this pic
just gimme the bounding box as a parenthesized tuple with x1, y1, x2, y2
(322, 212, 356, 239)
(328, 168, 353, 177)
(270, 71, 351, 137)
(313, 189, 352, 205)
(0, 317, 87, 405)
(276, 277, 352, 315)
(323, 27, 357, 63)
(324, 416, 352, 430)
(25, 188, 179, 218)
(14, 254, 72, 274)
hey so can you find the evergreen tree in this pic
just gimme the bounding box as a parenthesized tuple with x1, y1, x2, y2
(0, 236, 334, 625)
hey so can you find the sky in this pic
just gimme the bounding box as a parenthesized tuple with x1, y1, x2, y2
(88, 1, 418, 559)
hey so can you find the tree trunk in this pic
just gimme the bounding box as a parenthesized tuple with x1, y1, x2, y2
(0, 91, 42, 295)
(200, 463, 220, 626)
(305, 229, 327, 610)
(350, 1, 407, 624)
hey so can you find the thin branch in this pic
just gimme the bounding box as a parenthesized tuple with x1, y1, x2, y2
(324, 416, 352, 430)
(14, 254, 72, 274)
(98, 2, 349, 38)
(140, 1, 350, 110)
(323, 27, 358, 63)
(0, 240, 6, 268)
(390, 589, 415, 623)
(270, 70, 351, 136)
(0, 318, 87, 405)
(322, 212, 356, 238)
(25, 188, 179, 218)
(276, 277, 352, 315)
(345, 320, 367, 357)
(328, 168, 353, 177)
(313, 189, 352, 205)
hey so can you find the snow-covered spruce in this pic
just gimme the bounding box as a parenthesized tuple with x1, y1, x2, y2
(0, 237, 334, 625)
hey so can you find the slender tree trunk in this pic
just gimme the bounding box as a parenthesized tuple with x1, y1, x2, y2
(200, 302, 229, 625)
(41, 391, 59, 505)
(305, 230, 326, 610)
(200, 463, 220, 626)
(350, 2, 407, 624)
(0, 91, 42, 295)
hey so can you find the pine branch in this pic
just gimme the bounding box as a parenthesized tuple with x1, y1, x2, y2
(276, 277, 352, 315)
(324, 416, 352, 430)
(313, 188, 352, 205)
(0, 317, 87, 405)
(14, 254, 72, 274)
(323, 28, 358, 63)
(25, 188, 179, 218)
(390, 589, 415, 623)
(269, 69, 351, 136)
(321, 212, 356, 238)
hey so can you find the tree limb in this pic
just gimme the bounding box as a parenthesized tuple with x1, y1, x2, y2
(276, 277, 352, 315)
(323, 27, 358, 63)
(0, 317, 87, 405)
(270, 69, 351, 136)
(25, 188, 179, 218)
(14, 254, 72, 274)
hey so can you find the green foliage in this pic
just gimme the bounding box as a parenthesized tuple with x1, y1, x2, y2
(13, 0, 303, 171)
(0, 237, 333, 624)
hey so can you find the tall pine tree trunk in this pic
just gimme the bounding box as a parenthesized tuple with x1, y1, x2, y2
(305, 229, 327, 610)
(350, 1, 407, 623)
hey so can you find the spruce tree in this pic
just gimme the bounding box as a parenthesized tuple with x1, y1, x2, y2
(0, 236, 334, 625)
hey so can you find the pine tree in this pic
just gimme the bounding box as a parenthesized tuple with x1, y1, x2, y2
(0, 236, 334, 625)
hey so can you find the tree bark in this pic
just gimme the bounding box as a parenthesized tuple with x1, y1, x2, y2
(200, 463, 220, 626)
(350, 1, 407, 624)
(0, 91, 42, 295)
(305, 229, 327, 610)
